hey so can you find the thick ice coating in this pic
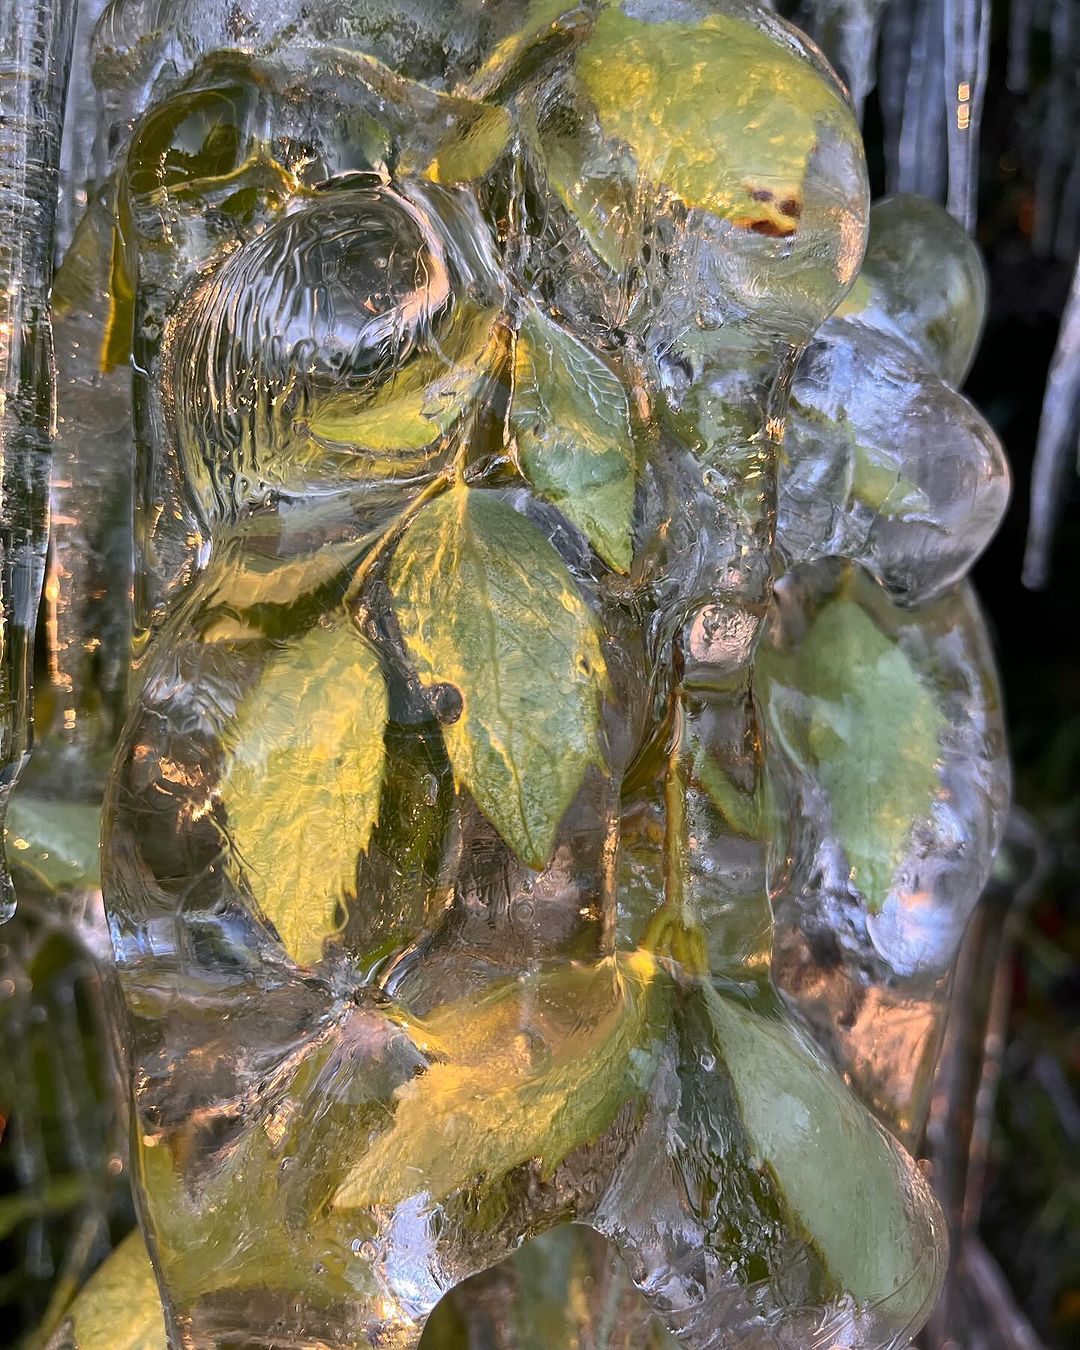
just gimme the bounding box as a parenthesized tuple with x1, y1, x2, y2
(28, 3, 1013, 1348)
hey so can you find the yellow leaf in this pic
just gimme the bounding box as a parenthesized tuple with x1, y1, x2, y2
(334, 953, 667, 1209)
(577, 6, 848, 235)
(221, 620, 387, 964)
(426, 103, 513, 184)
(58, 1229, 164, 1350)
(304, 306, 503, 458)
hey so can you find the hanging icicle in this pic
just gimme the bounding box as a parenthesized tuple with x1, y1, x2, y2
(877, 0, 917, 184)
(0, 0, 78, 920)
(942, 0, 991, 231)
(801, 0, 893, 119)
(1006, 0, 1033, 94)
(898, 0, 949, 200)
(1024, 252, 1080, 589)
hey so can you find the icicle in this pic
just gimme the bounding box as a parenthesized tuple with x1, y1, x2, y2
(898, 0, 948, 201)
(1055, 156, 1080, 264)
(0, 0, 78, 921)
(55, 0, 110, 261)
(1023, 252, 1080, 589)
(942, 0, 991, 231)
(1007, 0, 1033, 93)
(804, 0, 891, 122)
(879, 0, 917, 192)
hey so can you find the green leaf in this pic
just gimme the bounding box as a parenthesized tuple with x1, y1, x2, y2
(5, 798, 101, 893)
(526, 109, 640, 275)
(425, 103, 513, 184)
(389, 486, 606, 867)
(220, 620, 388, 965)
(59, 1229, 165, 1350)
(510, 304, 636, 571)
(334, 952, 667, 1209)
(702, 987, 941, 1322)
(576, 6, 848, 236)
(756, 597, 945, 912)
(203, 536, 368, 613)
(304, 305, 501, 460)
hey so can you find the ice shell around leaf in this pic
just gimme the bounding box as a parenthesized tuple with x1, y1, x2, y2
(576, 4, 851, 236)
(510, 303, 637, 571)
(220, 620, 388, 966)
(756, 595, 946, 914)
(333, 952, 667, 1210)
(702, 986, 945, 1325)
(777, 323, 1010, 604)
(302, 305, 504, 467)
(389, 485, 607, 869)
(837, 194, 988, 386)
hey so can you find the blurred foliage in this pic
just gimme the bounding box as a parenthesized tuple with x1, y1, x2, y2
(0, 893, 134, 1348)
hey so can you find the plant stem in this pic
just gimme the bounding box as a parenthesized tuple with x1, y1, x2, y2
(342, 470, 452, 609)
(642, 682, 709, 976)
(663, 690, 689, 929)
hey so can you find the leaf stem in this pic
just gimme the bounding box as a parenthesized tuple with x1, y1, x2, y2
(641, 682, 709, 976)
(342, 471, 453, 608)
(663, 690, 689, 926)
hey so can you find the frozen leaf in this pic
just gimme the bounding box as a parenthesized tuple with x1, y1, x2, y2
(5, 798, 101, 893)
(577, 6, 847, 236)
(390, 485, 606, 867)
(203, 536, 368, 614)
(511, 303, 636, 571)
(849, 443, 932, 516)
(58, 1228, 164, 1350)
(465, 0, 589, 99)
(690, 752, 766, 841)
(304, 306, 502, 461)
(756, 597, 945, 912)
(525, 103, 642, 275)
(425, 103, 513, 184)
(334, 953, 666, 1208)
(703, 987, 941, 1322)
(221, 620, 387, 965)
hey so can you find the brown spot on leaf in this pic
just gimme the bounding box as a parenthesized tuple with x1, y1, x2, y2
(748, 217, 796, 238)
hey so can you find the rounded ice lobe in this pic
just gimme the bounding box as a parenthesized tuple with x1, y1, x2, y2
(846, 193, 989, 385)
(164, 186, 482, 517)
(778, 322, 1010, 603)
